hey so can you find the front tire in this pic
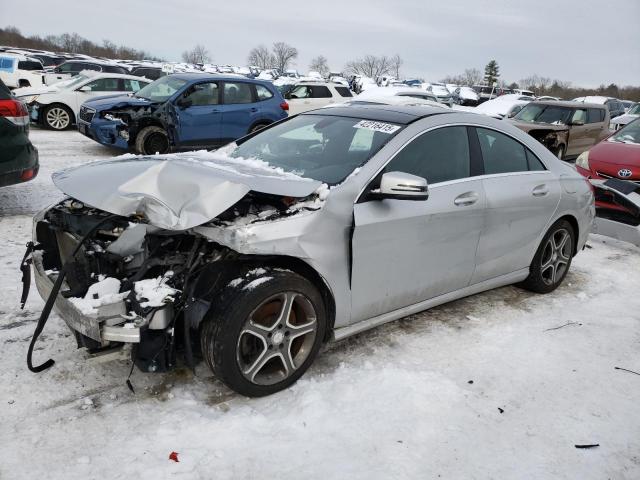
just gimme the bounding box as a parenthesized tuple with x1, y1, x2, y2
(44, 104, 73, 130)
(135, 126, 170, 154)
(200, 268, 327, 397)
(554, 144, 565, 160)
(520, 219, 575, 293)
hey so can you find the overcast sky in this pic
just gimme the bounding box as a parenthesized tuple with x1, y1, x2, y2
(4, 0, 639, 86)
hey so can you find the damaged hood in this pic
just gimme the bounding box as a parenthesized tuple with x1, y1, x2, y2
(83, 94, 155, 111)
(52, 152, 322, 230)
(508, 119, 569, 133)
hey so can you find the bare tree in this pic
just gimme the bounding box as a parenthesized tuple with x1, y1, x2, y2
(463, 68, 483, 86)
(390, 54, 403, 79)
(345, 54, 391, 79)
(182, 44, 211, 64)
(247, 45, 274, 70)
(309, 55, 329, 77)
(519, 74, 553, 94)
(440, 74, 466, 85)
(272, 42, 298, 73)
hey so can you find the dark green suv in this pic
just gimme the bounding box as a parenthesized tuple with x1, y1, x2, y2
(0, 78, 38, 187)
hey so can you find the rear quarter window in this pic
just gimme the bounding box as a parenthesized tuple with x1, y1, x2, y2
(335, 86, 353, 97)
(255, 84, 274, 101)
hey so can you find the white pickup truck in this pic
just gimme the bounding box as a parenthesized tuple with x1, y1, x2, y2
(0, 53, 45, 89)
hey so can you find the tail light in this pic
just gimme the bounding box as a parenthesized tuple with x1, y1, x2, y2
(20, 167, 38, 181)
(280, 101, 289, 111)
(0, 99, 29, 126)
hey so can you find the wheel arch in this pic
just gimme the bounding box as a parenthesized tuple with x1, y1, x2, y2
(555, 214, 580, 257)
(190, 255, 336, 342)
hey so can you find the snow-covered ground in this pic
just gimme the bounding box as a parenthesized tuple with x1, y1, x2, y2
(1, 129, 639, 479)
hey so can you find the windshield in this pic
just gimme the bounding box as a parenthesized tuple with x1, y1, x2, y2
(628, 104, 640, 115)
(135, 76, 188, 102)
(514, 104, 573, 125)
(228, 114, 403, 184)
(609, 119, 640, 145)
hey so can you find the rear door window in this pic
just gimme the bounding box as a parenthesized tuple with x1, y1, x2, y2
(123, 79, 144, 91)
(476, 127, 529, 174)
(18, 60, 42, 71)
(223, 82, 254, 104)
(587, 108, 605, 123)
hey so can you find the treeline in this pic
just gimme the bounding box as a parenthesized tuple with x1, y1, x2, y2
(513, 75, 640, 102)
(0, 26, 162, 61)
(443, 63, 639, 101)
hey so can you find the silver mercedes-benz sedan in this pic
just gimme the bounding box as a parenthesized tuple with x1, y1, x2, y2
(25, 105, 594, 396)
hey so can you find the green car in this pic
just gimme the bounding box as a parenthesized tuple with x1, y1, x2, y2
(0, 78, 38, 187)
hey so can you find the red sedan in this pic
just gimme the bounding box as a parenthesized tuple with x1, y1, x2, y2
(575, 118, 640, 217)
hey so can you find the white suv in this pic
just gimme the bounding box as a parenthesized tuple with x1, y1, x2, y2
(0, 53, 45, 89)
(13, 71, 151, 130)
(285, 82, 353, 115)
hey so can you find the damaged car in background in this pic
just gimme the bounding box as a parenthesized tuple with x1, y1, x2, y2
(24, 105, 594, 397)
(575, 118, 640, 247)
(76, 73, 289, 155)
(509, 100, 610, 160)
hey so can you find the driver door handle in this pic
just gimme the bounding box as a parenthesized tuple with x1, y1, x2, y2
(454, 191, 479, 206)
(532, 184, 549, 197)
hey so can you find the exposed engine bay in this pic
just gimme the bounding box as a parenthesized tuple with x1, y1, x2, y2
(526, 128, 569, 153)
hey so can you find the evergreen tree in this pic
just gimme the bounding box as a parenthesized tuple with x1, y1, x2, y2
(484, 60, 500, 85)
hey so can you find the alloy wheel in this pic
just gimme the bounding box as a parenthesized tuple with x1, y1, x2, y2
(540, 228, 571, 286)
(237, 292, 318, 386)
(46, 107, 70, 130)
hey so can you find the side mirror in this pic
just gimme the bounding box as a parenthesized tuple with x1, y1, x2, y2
(373, 171, 428, 201)
(78, 86, 91, 92)
(571, 119, 585, 126)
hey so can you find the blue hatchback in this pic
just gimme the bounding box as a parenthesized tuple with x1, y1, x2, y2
(77, 74, 289, 154)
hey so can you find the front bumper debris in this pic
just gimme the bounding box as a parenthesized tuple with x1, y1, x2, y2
(590, 178, 640, 247)
(32, 250, 146, 344)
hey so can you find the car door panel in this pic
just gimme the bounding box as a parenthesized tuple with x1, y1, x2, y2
(473, 172, 560, 284)
(351, 179, 485, 323)
(176, 81, 221, 145)
(220, 81, 260, 140)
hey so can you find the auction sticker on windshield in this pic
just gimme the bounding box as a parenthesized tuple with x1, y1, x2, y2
(353, 120, 401, 134)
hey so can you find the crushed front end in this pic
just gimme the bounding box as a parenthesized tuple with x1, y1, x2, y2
(30, 199, 233, 373)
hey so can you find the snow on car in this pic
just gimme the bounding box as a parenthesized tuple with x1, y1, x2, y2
(473, 93, 534, 119)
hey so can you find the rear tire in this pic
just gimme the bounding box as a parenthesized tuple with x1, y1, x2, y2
(135, 126, 170, 154)
(200, 268, 326, 397)
(520, 219, 575, 294)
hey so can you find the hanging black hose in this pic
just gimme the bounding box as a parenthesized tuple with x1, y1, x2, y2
(27, 214, 119, 373)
